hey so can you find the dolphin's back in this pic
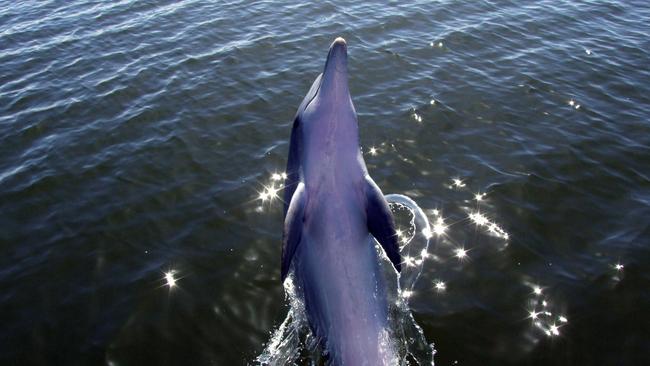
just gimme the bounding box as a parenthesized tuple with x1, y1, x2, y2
(295, 179, 393, 365)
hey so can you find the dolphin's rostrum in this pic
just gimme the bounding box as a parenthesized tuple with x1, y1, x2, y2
(281, 37, 401, 365)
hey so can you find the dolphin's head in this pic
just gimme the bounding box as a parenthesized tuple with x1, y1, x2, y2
(296, 37, 363, 183)
(319, 37, 350, 102)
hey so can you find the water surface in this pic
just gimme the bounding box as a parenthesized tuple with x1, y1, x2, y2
(1, 1, 649, 365)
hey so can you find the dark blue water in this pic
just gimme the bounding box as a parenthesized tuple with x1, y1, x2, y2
(1, 1, 649, 365)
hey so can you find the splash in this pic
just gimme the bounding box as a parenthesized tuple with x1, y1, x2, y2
(385, 194, 438, 365)
(255, 277, 322, 365)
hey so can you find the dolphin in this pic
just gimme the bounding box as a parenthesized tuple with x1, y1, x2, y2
(281, 37, 402, 365)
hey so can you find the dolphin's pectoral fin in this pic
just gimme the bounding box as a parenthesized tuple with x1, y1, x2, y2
(365, 177, 402, 273)
(283, 74, 322, 218)
(283, 117, 302, 218)
(281, 182, 306, 281)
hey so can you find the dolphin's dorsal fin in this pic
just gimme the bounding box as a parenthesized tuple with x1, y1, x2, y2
(365, 177, 402, 273)
(281, 182, 306, 281)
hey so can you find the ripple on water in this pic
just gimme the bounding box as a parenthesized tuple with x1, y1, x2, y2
(2, 0, 650, 365)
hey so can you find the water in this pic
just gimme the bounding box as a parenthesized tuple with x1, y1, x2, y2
(1, 0, 649, 365)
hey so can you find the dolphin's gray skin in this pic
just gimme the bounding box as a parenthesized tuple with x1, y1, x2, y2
(281, 37, 401, 365)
